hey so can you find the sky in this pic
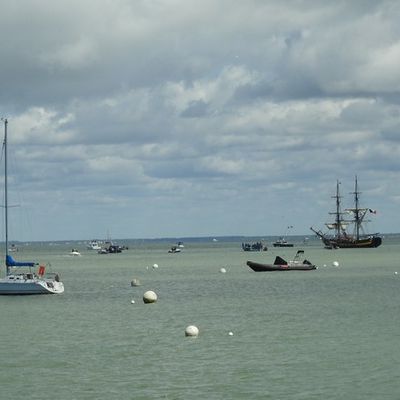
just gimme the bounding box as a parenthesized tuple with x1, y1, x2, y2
(0, 0, 399, 241)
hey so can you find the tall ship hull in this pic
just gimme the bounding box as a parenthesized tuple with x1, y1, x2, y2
(311, 229, 382, 249)
(311, 177, 382, 249)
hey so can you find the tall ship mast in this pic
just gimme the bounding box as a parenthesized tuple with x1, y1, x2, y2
(310, 177, 382, 248)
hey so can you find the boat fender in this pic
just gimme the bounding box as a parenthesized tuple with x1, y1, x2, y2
(38, 265, 46, 276)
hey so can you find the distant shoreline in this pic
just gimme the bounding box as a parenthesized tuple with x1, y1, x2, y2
(3, 233, 396, 245)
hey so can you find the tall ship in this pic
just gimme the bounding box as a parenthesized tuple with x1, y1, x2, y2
(310, 177, 382, 249)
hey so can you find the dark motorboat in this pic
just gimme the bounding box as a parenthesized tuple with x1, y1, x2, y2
(272, 238, 294, 247)
(273, 226, 294, 247)
(310, 177, 382, 249)
(98, 242, 124, 254)
(247, 250, 316, 272)
(242, 242, 267, 251)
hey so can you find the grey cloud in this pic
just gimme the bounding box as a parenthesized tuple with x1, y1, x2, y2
(1, 0, 400, 239)
(180, 100, 209, 118)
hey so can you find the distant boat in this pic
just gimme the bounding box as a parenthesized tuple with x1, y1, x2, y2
(70, 249, 81, 256)
(168, 246, 181, 253)
(272, 237, 294, 247)
(242, 242, 267, 251)
(0, 119, 64, 295)
(98, 242, 123, 254)
(310, 177, 382, 249)
(273, 225, 294, 247)
(247, 250, 316, 271)
(8, 243, 18, 252)
(86, 240, 102, 250)
(176, 241, 185, 248)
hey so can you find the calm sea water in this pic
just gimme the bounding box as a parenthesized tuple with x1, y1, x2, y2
(1, 237, 400, 399)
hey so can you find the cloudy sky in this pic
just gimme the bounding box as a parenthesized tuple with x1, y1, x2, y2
(0, 0, 399, 241)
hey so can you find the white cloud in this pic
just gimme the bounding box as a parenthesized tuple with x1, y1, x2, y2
(12, 108, 75, 144)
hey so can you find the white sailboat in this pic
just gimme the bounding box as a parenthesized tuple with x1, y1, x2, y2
(0, 118, 64, 295)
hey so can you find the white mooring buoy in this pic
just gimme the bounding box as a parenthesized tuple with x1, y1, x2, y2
(332, 261, 339, 267)
(143, 290, 158, 304)
(185, 325, 199, 337)
(220, 267, 227, 274)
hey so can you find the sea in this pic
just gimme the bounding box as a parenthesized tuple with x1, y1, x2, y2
(1, 235, 400, 400)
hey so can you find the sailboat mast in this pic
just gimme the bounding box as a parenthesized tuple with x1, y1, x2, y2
(2, 118, 8, 275)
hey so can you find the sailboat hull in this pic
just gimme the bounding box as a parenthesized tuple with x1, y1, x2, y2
(0, 276, 64, 295)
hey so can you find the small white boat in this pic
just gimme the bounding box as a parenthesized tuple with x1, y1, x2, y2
(9, 244, 18, 252)
(86, 240, 102, 250)
(168, 246, 181, 253)
(70, 249, 81, 256)
(0, 119, 64, 295)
